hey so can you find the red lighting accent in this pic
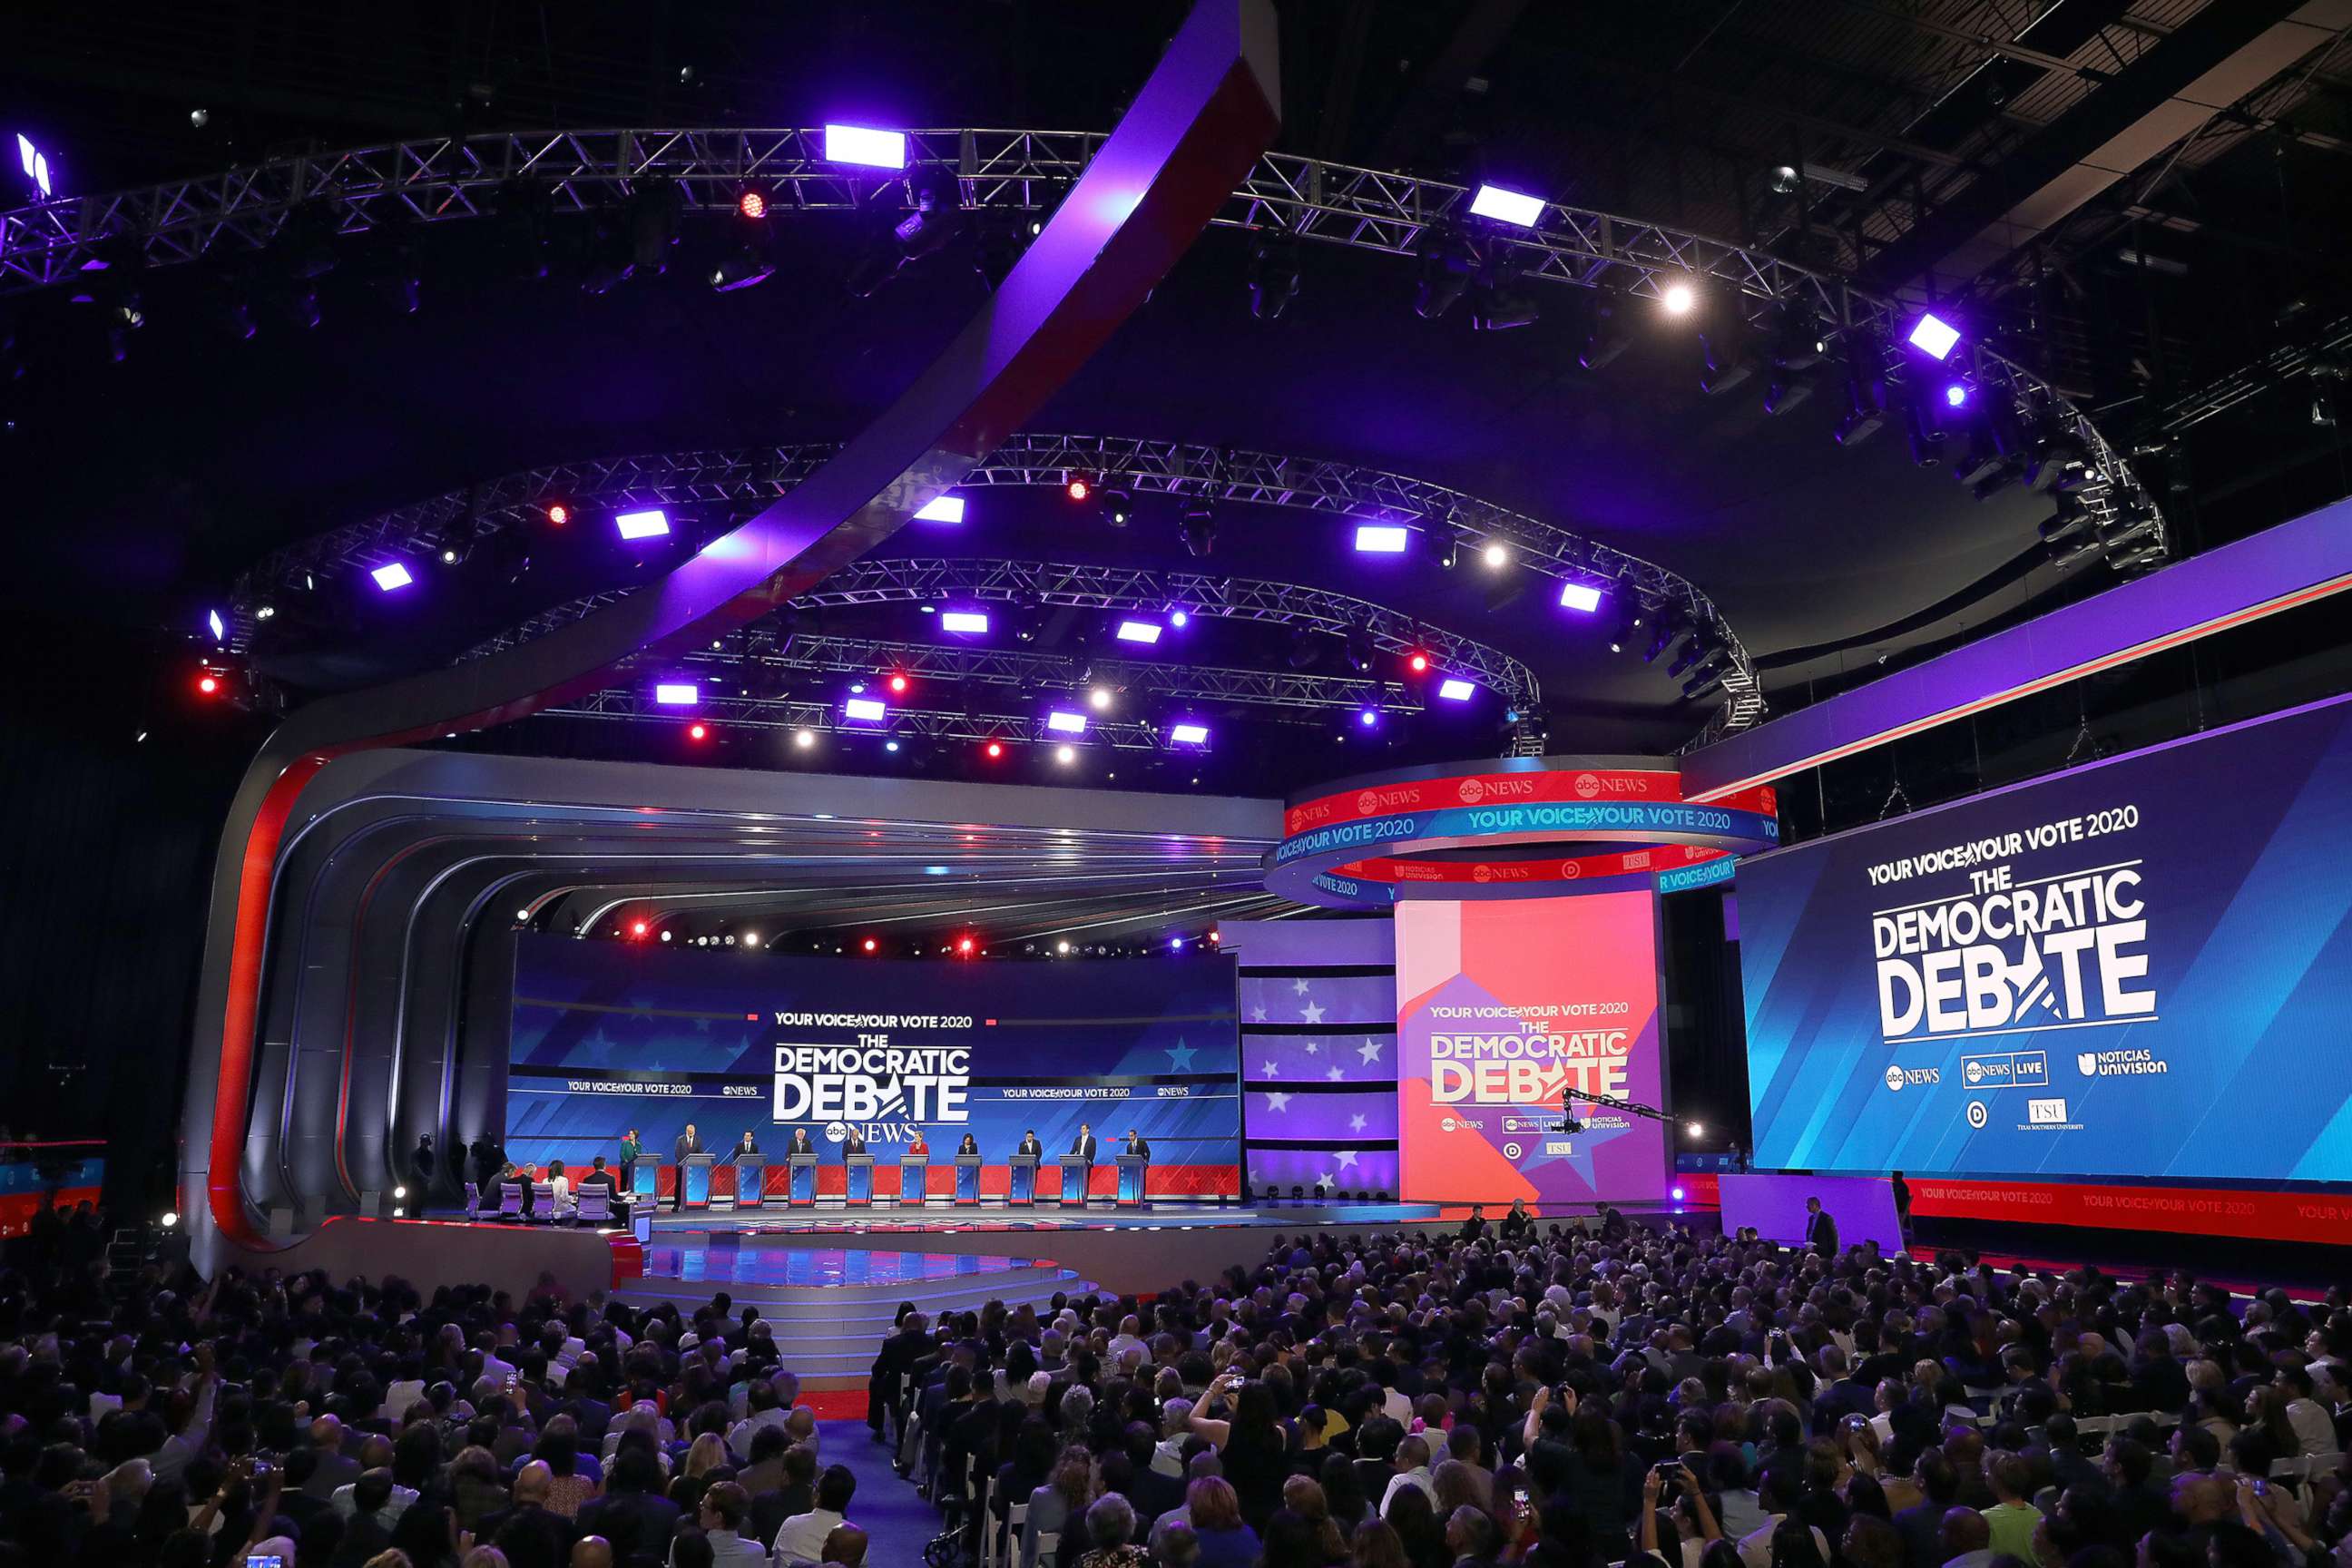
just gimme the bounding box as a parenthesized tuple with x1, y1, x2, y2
(1407, 651, 1429, 673)
(630, 921, 648, 937)
(546, 503, 570, 526)
(197, 673, 220, 694)
(1065, 477, 1091, 502)
(738, 189, 769, 220)
(985, 740, 1004, 759)
(862, 936, 878, 954)
(1208, 931, 1220, 944)
(887, 671, 909, 694)
(956, 936, 975, 955)
(688, 722, 708, 740)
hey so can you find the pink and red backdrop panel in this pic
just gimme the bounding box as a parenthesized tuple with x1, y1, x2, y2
(1396, 894, 1670, 1205)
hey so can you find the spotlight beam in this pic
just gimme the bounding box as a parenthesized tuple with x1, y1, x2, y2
(176, 0, 1282, 1257)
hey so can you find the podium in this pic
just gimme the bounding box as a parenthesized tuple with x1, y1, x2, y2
(788, 1152, 818, 1206)
(846, 1153, 875, 1206)
(1057, 1154, 1091, 1208)
(1008, 1154, 1037, 1207)
(896, 1153, 926, 1208)
(733, 1154, 767, 1210)
(631, 1160, 659, 1206)
(1116, 1155, 1148, 1207)
(955, 1152, 983, 1205)
(680, 1152, 715, 1209)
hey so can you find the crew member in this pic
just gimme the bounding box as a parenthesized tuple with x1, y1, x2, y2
(1804, 1193, 1839, 1258)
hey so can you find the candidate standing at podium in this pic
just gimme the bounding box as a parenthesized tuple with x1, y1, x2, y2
(1070, 1122, 1097, 1162)
(1122, 1128, 1150, 1162)
(957, 1132, 979, 1157)
(671, 1122, 703, 1210)
(843, 1127, 867, 1157)
(788, 1126, 814, 1159)
(1015, 1131, 1042, 1159)
(730, 1130, 760, 1161)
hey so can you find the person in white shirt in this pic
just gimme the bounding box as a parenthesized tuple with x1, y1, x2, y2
(771, 1463, 856, 1565)
(332, 1466, 419, 1524)
(727, 1380, 794, 1463)
(681, 1480, 766, 1567)
(1378, 1434, 1437, 1514)
(474, 1330, 516, 1387)
(1734, 1471, 1830, 1568)
(2277, 1367, 2338, 1457)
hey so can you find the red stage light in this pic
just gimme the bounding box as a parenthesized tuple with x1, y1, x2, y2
(631, 921, 648, 937)
(1407, 651, 1430, 673)
(887, 672, 909, 694)
(688, 722, 708, 740)
(956, 936, 975, 955)
(862, 936, 878, 954)
(196, 673, 220, 694)
(1065, 476, 1091, 502)
(985, 740, 1004, 759)
(546, 503, 570, 526)
(738, 189, 769, 220)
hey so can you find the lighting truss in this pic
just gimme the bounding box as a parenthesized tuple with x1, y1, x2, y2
(1, 124, 2161, 580)
(544, 690, 1201, 752)
(465, 555, 1545, 713)
(684, 632, 1436, 716)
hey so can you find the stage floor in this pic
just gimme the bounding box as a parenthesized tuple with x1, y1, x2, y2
(640, 1197, 1444, 1236)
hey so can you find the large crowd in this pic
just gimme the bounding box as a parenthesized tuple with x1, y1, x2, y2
(3, 1198, 2348, 1568)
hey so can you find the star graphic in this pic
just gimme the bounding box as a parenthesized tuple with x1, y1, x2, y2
(1291, 978, 1310, 996)
(1357, 1038, 1383, 1063)
(1305, 1041, 1320, 1054)
(1260, 1059, 1280, 1078)
(1315, 1171, 1334, 1188)
(1263, 1092, 1293, 1113)
(1336, 1150, 1360, 1169)
(1166, 1043, 1197, 1071)
(1248, 1166, 1262, 1184)
(1250, 1004, 1269, 1023)
(1325, 1066, 1344, 1082)
(1348, 1113, 1367, 1132)
(1301, 1001, 1325, 1024)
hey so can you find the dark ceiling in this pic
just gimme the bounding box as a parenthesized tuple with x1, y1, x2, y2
(4, 0, 2348, 797)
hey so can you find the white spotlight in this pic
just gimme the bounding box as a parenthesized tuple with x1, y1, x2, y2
(1661, 279, 1698, 316)
(1482, 543, 1510, 569)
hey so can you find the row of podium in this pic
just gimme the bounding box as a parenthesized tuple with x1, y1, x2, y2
(652, 1152, 1152, 1211)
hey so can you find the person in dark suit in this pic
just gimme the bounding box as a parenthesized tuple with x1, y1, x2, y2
(1015, 1131, 1042, 1158)
(788, 1127, 814, 1157)
(409, 1134, 436, 1194)
(1071, 1122, 1097, 1161)
(842, 1127, 867, 1156)
(1805, 1194, 1839, 1257)
(671, 1122, 703, 1210)
(868, 1310, 932, 1441)
(956, 1132, 979, 1156)
(1891, 1169, 1913, 1244)
(1122, 1128, 1150, 1161)
(731, 1130, 760, 1160)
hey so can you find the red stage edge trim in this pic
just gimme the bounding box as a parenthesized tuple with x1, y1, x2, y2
(210, 753, 333, 1250)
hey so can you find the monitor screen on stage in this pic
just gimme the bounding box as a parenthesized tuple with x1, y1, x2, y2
(1395, 893, 1669, 1205)
(505, 937, 1240, 1189)
(1742, 693, 2352, 1184)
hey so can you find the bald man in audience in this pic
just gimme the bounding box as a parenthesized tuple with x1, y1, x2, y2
(820, 1524, 868, 1565)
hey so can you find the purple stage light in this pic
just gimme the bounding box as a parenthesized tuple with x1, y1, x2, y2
(1468, 183, 1545, 228)
(914, 495, 965, 523)
(1115, 620, 1162, 644)
(1169, 609, 1190, 628)
(1671, 1185, 1687, 1201)
(1357, 708, 1379, 728)
(1907, 312, 1961, 360)
(1169, 721, 1210, 744)
(15, 134, 49, 200)
(614, 508, 671, 540)
(824, 123, 906, 169)
(1169, 936, 1185, 951)
(1559, 581, 1603, 612)
(1943, 382, 1970, 408)
(654, 682, 699, 706)
(370, 562, 415, 592)
(207, 610, 225, 642)
(1354, 523, 1411, 554)
(940, 611, 990, 634)
(1436, 678, 1475, 701)
(1046, 710, 1087, 735)
(842, 697, 887, 722)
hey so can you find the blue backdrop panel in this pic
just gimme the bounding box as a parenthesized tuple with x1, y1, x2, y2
(1742, 692, 2352, 1183)
(505, 940, 1240, 1178)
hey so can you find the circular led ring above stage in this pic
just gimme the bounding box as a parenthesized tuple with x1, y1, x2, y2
(1263, 758, 1779, 909)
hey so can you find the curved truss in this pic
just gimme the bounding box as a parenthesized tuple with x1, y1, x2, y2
(5, 122, 2163, 595)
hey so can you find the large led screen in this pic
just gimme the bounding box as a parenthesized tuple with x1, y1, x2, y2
(1396, 894, 1669, 1205)
(505, 937, 1240, 1188)
(1743, 693, 2352, 1182)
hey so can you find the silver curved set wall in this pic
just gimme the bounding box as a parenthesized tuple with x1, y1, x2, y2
(239, 748, 1283, 1221)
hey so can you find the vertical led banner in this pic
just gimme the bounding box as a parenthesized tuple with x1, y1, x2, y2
(1396, 893, 1669, 1204)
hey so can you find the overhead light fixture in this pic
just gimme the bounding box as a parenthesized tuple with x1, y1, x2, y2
(1169, 609, 1191, 628)
(1944, 382, 1971, 408)
(545, 503, 570, 525)
(1482, 543, 1509, 569)
(792, 729, 816, 749)
(1054, 744, 1077, 764)
(842, 697, 887, 722)
(654, 682, 700, 706)
(687, 722, 709, 741)
(1046, 710, 1087, 734)
(207, 609, 226, 642)
(1558, 582, 1603, 612)
(1086, 686, 1113, 710)
(1354, 524, 1411, 554)
(1065, 474, 1093, 502)
(940, 611, 990, 634)
(1467, 183, 1544, 228)
(914, 495, 965, 524)
(1907, 312, 1961, 360)
(1115, 620, 1161, 644)
(1437, 678, 1475, 701)
(1169, 721, 1210, 745)
(370, 563, 415, 592)
(614, 508, 671, 540)
(1661, 279, 1698, 316)
(824, 123, 906, 170)
(1357, 708, 1380, 729)
(1180, 503, 1216, 558)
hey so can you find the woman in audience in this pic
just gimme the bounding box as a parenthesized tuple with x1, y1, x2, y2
(1024, 1443, 1095, 1568)
(1381, 1483, 1448, 1568)
(1069, 1492, 1147, 1568)
(1187, 1370, 1286, 1530)
(1185, 1475, 1261, 1568)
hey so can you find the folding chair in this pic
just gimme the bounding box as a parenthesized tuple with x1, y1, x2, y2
(1034, 1531, 1059, 1568)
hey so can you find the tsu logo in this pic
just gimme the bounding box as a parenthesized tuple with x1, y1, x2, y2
(2028, 1097, 2069, 1125)
(1458, 778, 1486, 804)
(1573, 772, 1602, 799)
(1965, 1101, 1989, 1130)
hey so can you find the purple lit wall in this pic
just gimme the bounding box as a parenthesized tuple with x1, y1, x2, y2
(1220, 918, 1397, 1198)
